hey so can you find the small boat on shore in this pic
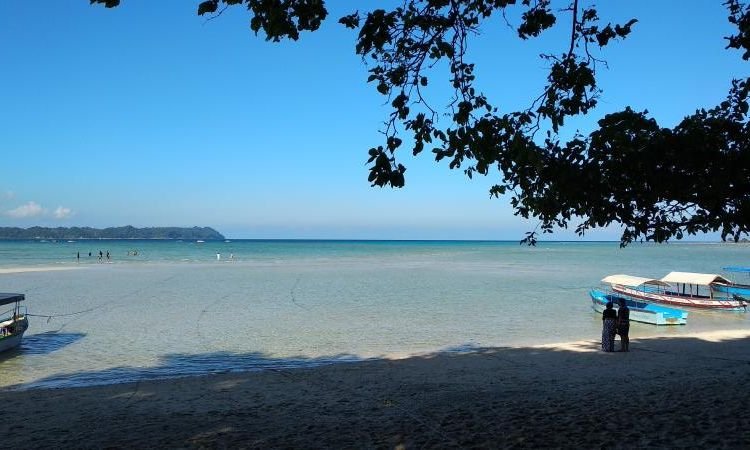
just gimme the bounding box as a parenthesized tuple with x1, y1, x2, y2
(0, 293, 29, 353)
(590, 287, 688, 325)
(603, 273, 748, 311)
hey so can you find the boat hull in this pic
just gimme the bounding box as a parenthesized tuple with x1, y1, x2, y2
(590, 289, 687, 325)
(0, 332, 24, 353)
(613, 285, 747, 311)
(0, 316, 28, 353)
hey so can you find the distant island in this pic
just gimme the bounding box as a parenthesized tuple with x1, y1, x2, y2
(0, 226, 225, 240)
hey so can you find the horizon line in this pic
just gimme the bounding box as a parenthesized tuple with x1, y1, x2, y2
(0, 237, 742, 244)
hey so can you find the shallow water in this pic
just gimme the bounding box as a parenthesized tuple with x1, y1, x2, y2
(0, 240, 748, 389)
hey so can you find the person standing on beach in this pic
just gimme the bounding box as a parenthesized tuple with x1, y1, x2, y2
(616, 298, 630, 352)
(76, 251, 80, 262)
(601, 302, 617, 352)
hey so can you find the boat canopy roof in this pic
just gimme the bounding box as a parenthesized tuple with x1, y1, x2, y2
(723, 266, 750, 273)
(660, 272, 732, 286)
(601, 274, 669, 288)
(0, 293, 25, 307)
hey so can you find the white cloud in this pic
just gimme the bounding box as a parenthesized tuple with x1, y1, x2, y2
(6, 201, 44, 218)
(4, 200, 74, 220)
(53, 206, 73, 219)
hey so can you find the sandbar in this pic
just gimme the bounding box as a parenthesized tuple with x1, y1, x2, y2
(0, 266, 82, 274)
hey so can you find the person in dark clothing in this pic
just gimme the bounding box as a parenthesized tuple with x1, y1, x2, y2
(617, 298, 630, 352)
(601, 301, 617, 352)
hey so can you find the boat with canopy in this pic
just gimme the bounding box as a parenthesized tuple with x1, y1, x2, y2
(0, 293, 29, 353)
(603, 272, 747, 311)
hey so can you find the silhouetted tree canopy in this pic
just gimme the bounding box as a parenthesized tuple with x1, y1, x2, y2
(91, 0, 750, 245)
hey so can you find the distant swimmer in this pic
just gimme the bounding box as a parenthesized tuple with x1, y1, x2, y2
(77, 251, 80, 262)
(216, 253, 221, 261)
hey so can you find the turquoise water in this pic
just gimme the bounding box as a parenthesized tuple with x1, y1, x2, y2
(0, 240, 748, 389)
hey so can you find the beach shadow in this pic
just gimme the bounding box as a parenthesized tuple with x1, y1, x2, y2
(12, 350, 367, 389)
(1, 334, 749, 448)
(6, 332, 750, 390)
(19, 331, 86, 355)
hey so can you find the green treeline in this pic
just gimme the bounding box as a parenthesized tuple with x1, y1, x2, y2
(0, 226, 225, 240)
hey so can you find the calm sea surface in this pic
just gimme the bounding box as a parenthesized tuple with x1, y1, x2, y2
(0, 239, 748, 389)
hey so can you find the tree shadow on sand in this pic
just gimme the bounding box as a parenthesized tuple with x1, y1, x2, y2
(12, 349, 369, 390)
(1, 334, 749, 448)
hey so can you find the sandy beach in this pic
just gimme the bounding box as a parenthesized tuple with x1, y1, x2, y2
(2, 330, 749, 448)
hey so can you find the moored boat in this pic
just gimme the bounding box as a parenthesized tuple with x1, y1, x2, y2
(713, 266, 750, 297)
(660, 272, 747, 310)
(0, 293, 29, 353)
(590, 287, 687, 325)
(603, 273, 747, 311)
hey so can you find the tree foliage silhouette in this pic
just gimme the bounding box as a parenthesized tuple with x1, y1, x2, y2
(91, 0, 750, 245)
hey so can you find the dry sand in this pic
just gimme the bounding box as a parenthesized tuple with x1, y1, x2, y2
(2, 330, 750, 448)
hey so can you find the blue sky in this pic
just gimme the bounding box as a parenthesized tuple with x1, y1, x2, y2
(0, 1, 745, 239)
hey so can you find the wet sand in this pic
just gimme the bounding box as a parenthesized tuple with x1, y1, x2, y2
(2, 330, 749, 448)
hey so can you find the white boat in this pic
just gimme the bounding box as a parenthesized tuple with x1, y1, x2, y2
(0, 293, 29, 353)
(603, 273, 748, 311)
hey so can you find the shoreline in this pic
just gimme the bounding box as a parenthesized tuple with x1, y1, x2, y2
(7, 328, 750, 392)
(2, 330, 749, 447)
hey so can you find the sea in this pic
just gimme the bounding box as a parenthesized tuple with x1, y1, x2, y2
(0, 239, 748, 390)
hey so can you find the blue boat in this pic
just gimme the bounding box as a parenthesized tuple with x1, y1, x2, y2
(590, 289, 688, 325)
(714, 266, 750, 297)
